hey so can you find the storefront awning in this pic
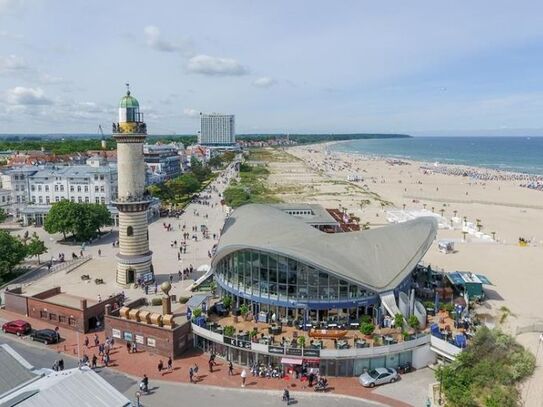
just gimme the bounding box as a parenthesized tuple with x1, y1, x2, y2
(281, 358, 303, 365)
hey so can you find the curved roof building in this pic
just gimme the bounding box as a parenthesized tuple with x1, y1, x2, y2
(212, 204, 437, 311)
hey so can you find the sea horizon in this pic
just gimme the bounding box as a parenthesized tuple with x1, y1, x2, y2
(330, 136, 543, 176)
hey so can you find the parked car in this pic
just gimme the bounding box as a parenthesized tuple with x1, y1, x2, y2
(212, 303, 229, 317)
(2, 320, 32, 336)
(359, 368, 398, 387)
(30, 329, 60, 345)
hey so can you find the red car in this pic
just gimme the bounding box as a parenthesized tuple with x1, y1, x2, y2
(2, 320, 32, 336)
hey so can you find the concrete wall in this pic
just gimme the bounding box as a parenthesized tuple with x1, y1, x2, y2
(4, 288, 28, 316)
(412, 344, 437, 369)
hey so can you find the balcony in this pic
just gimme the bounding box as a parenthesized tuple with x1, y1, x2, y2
(112, 121, 147, 135)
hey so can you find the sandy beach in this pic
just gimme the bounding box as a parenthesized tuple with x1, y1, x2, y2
(262, 142, 543, 332)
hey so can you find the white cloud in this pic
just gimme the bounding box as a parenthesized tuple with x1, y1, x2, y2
(252, 77, 276, 88)
(5, 86, 52, 105)
(183, 108, 200, 118)
(144, 25, 193, 55)
(0, 54, 28, 73)
(186, 54, 248, 76)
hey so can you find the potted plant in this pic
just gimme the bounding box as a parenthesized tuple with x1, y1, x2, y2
(192, 308, 202, 319)
(408, 315, 420, 331)
(209, 281, 217, 296)
(360, 322, 375, 338)
(223, 325, 235, 337)
(297, 335, 306, 348)
(222, 295, 232, 309)
(394, 313, 404, 329)
(249, 328, 258, 341)
(239, 304, 249, 320)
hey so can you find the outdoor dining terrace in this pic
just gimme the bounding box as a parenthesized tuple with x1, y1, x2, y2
(202, 313, 427, 351)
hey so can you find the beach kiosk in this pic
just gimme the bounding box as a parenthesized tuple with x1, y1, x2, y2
(446, 271, 492, 301)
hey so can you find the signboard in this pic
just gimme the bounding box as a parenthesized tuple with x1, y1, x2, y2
(112, 329, 121, 339)
(147, 337, 156, 347)
(302, 348, 320, 358)
(268, 345, 285, 355)
(224, 336, 252, 350)
(143, 272, 154, 283)
(286, 348, 303, 357)
(123, 331, 133, 342)
(135, 335, 144, 345)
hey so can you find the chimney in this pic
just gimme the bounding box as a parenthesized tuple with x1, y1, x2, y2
(80, 299, 87, 310)
(105, 304, 112, 316)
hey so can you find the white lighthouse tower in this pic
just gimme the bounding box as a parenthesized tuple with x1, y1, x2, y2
(112, 84, 154, 286)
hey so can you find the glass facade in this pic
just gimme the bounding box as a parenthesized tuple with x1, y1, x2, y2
(215, 249, 377, 305)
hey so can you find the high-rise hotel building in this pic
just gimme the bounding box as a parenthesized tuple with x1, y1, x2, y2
(199, 113, 236, 146)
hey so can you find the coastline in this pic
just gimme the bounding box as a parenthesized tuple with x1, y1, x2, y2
(264, 142, 543, 334)
(326, 139, 543, 179)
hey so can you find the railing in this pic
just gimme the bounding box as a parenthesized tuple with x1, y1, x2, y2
(192, 322, 430, 358)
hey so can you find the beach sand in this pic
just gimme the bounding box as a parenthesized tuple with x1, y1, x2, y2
(264, 143, 543, 332)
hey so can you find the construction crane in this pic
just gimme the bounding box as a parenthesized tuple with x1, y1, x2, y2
(98, 124, 107, 150)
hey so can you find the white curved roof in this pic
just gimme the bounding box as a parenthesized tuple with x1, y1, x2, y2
(213, 204, 437, 293)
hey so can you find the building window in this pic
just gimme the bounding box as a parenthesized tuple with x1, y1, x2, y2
(38, 196, 43, 204)
(85, 197, 89, 203)
(84, 185, 88, 192)
(101, 197, 105, 204)
(55, 185, 59, 191)
(70, 197, 75, 202)
(77, 186, 81, 192)
(78, 197, 82, 203)
(37, 185, 42, 192)
(45, 185, 49, 192)
(95, 197, 100, 203)
(95, 186, 99, 192)
(46, 196, 50, 204)
(59, 315, 67, 324)
(100, 175, 104, 180)
(49, 313, 57, 321)
(127, 226, 133, 236)
(70, 185, 74, 192)
(68, 318, 76, 326)
(60, 185, 64, 192)
(55, 196, 60, 202)
(100, 186, 105, 192)
(31, 185, 35, 192)
(40, 311, 47, 319)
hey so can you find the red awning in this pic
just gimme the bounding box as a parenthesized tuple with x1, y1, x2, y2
(280, 357, 303, 365)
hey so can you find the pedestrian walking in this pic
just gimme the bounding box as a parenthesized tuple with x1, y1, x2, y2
(167, 355, 173, 371)
(98, 249, 101, 256)
(94, 334, 99, 347)
(126, 341, 131, 353)
(209, 358, 214, 372)
(241, 369, 247, 387)
(228, 360, 234, 376)
(189, 367, 194, 383)
(131, 341, 137, 353)
(158, 360, 164, 375)
(193, 363, 199, 380)
(84, 336, 89, 348)
(103, 353, 109, 367)
(91, 354, 97, 369)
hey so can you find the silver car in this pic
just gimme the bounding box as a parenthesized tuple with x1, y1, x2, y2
(359, 368, 398, 387)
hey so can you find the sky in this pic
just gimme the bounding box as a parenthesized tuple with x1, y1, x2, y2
(2, 0, 543, 135)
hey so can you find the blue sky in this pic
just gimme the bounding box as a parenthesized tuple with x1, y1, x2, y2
(2, 0, 543, 135)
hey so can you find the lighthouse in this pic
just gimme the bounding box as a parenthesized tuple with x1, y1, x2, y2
(112, 84, 154, 286)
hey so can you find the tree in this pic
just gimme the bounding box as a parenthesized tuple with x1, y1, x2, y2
(26, 232, 48, 264)
(44, 200, 76, 240)
(0, 208, 7, 223)
(0, 230, 27, 282)
(44, 200, 112, 242)
(190, 156, 212, 182)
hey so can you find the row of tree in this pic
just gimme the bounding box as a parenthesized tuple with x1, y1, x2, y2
(0, 230, 47, 284)
(44, 200, 112, 242)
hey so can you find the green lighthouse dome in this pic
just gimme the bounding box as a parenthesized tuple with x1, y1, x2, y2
(119, 90, 139, 109)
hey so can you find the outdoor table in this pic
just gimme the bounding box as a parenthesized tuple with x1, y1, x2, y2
(328, 323, 338, 329)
